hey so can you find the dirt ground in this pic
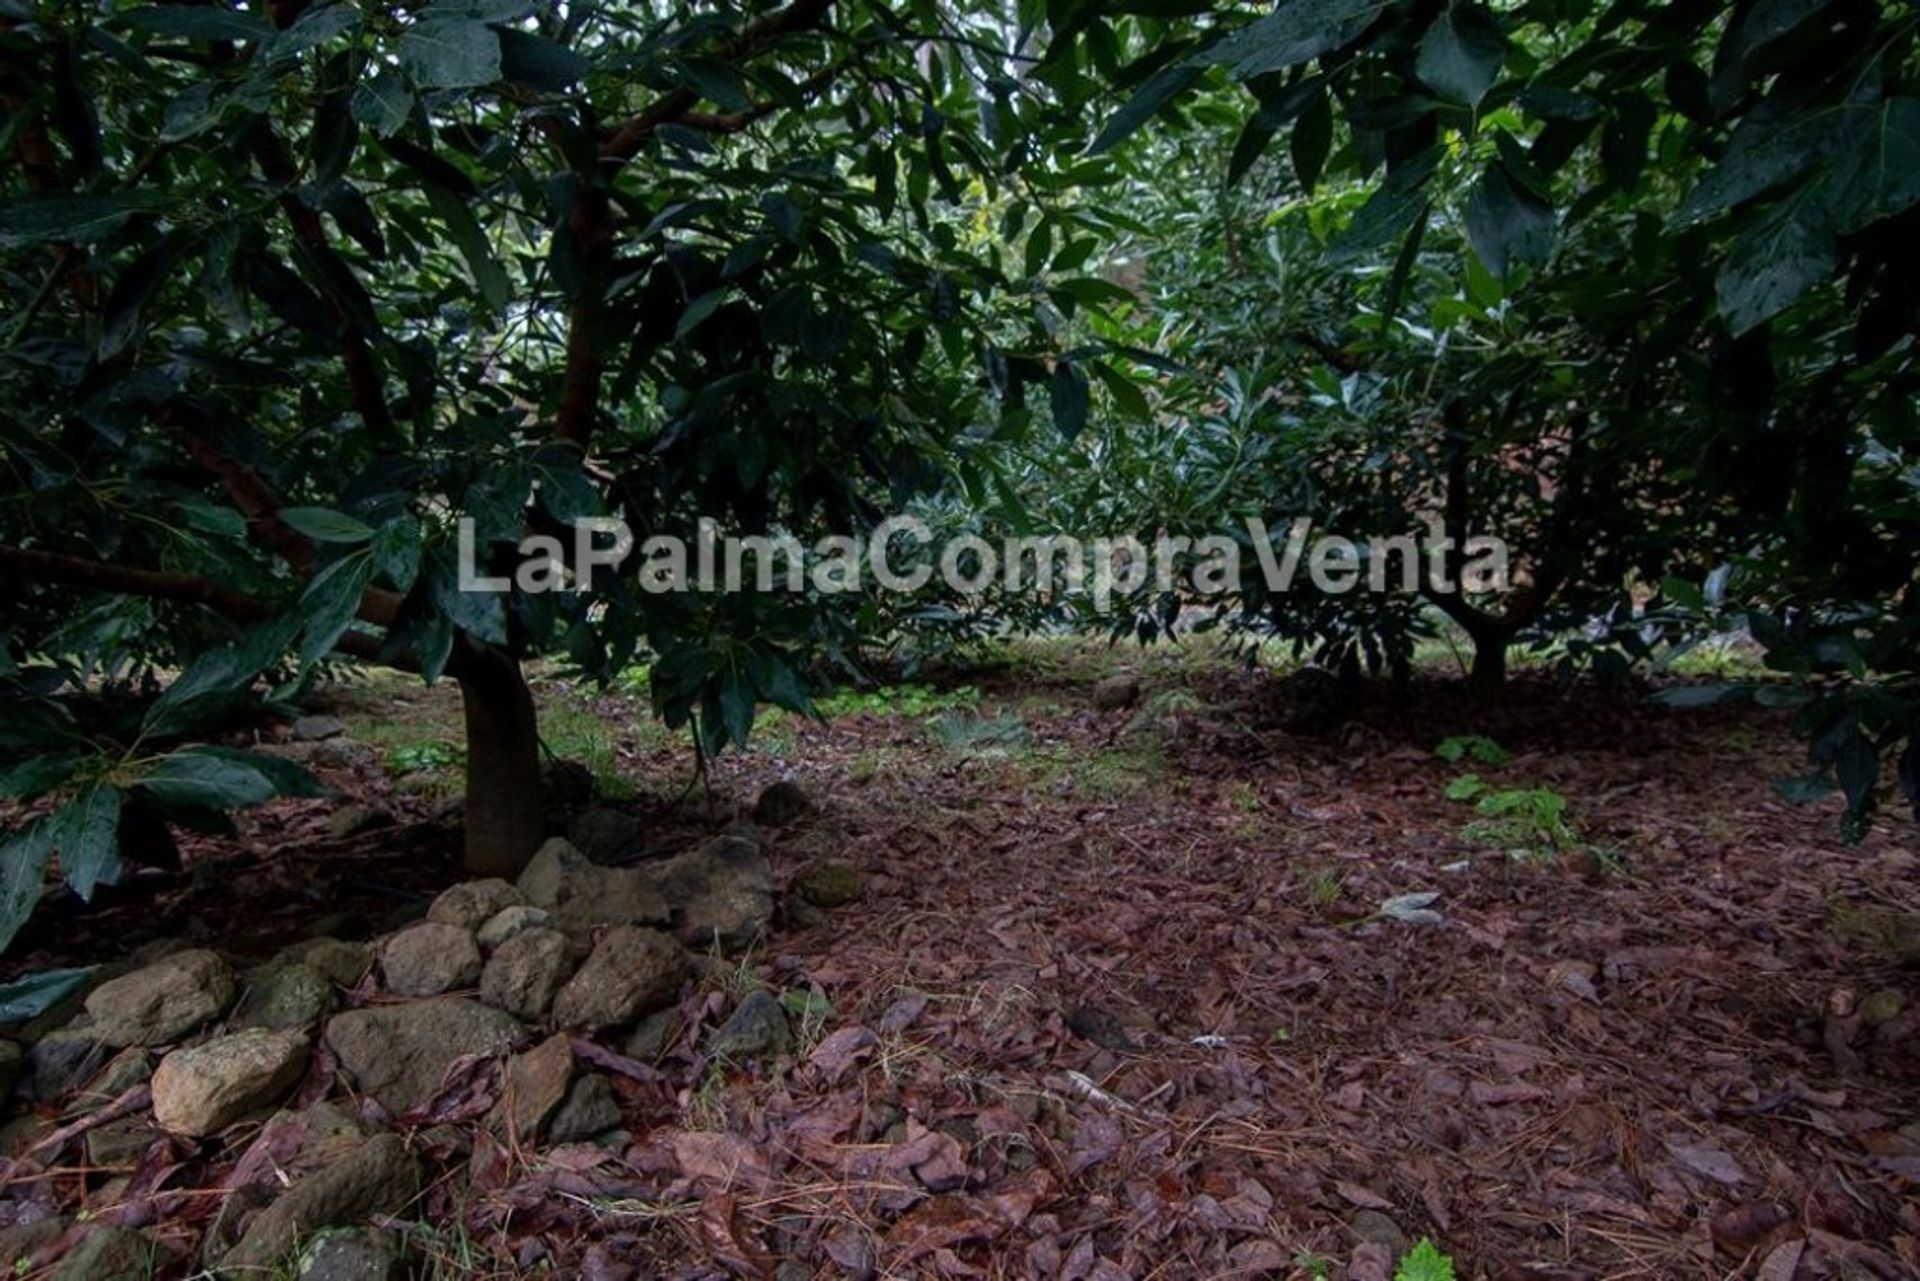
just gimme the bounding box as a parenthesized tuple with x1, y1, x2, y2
(5, 644, 1918, 1278)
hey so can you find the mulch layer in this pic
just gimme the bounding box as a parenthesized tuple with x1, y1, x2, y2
(4, 663, 1917, 1279)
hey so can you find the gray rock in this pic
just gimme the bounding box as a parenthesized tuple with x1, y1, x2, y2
(792, 861, 864, 908)
(640, 834, 773, 953)
(426, 879, 524, 932)
(313, 739, 376, 770)
(255, 740, 322, 764)
(292, 715, 348, 742)
(222, 1133, 420, 1272)
(0, 1114, 54, 1158)
(151, 1028, 309, 1137)
(78, 1047, 152, 1105)
(327, 804, 384, 839)
(1091, 674, 1142, 711)
(276, 938, 371, 989)
(707, 991, 792, 1063)
(1349, 1208, 1411, 1261)
(476, 905, 550, 950)
(84, 949, 236, 1047)
(50, 1226, 153, 1281)
(380, 922, 481, 998)
(493, 1033, 572, 1141)
(0, 1217, 65, 1270)
(0, 1038, 22, 1100)
(623, 1009, 682, 1062)
(84, 1116, 155, 1168)
(516, 838, 669, 939)
(478, 927, 574, 1022)
(323, 998, 522, 1114)
(27, 1027, 105, 1100)
(566, 807, 648, 865)
(551, 927, 689, 1032)
(751, 780, 814, 827)
(547, 1073, 621, 1143)
(236, 962, 336, 1031)
(297, 1227, 408, 1281)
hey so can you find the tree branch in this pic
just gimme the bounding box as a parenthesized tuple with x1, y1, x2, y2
(0, 545, 398, 665)
(598, 0, 837, 164)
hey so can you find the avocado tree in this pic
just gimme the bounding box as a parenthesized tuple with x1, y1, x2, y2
(0, 0, 1137, 946)
(1072, 0, 1918, 801)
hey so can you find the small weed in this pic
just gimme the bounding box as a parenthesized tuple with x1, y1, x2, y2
(386, 741, 457, 775)
(818, 683, 981, 719)
(781, 985, 834, 1053)
(1292, 1250, 1333, 1280)
(1435, 734, 1510, 766)
(1396, 1239, 1457, 1280)
(926, 709, 1031, 751)
(1231, 782, 1262, 814)
(540, 698, 636, 799)
(685, 1062, 729, 1131)
(1302, 866, 1345, 911)
(1446, 775, 1583, 861)
(1828, 899, 1920, 963)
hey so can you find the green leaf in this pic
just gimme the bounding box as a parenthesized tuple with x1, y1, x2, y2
(1330, 153, 1436, 261)
(398, 17, 501, 90)
(1050, 360, 1090, 440)
(0, 192, 168, 247)
(1714, 189, 1835, 333)
(1415, 7, 1505, 108)
(498, 29, 590, 91)
(424, 187, 509, 312)
(139, 751, 278, 810)
(122, 5, 274, 41)
(1091, 359, 1151, 420)
(1394, 1237, 1457, 1281)
(1674, 109, 1841, 225)
(1773, 774, 1834, 803)
(1652, 683, 1751, 707)
(50, 786, 121, 902)
(1203, 0, 1387, 79)
(184, 746, 325, 799)
(267, 3, 360, 60)
(0, 699, 80, 750)
(297, 553, 375, 666)
(433, 570, 508, 647)
(372, 518, 424, 593)
(280, 506, 375, 544)
(352, 69, 414, 138)
(675, 289, 730, 339)
(1826, 97, 1920, 233)
(1291, 91, 1333, 191)
(0, 966, 96, 1021)
(0, 754, 88, 800)
(142, 617, 297, 738)
(1464, 161, 1555, 278)
(1089, 62, 1204, 155)
(0, 820, 56, 955)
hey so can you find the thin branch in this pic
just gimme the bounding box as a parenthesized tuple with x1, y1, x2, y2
(0, 545, 397, 664)
(599, 0, 837, 164)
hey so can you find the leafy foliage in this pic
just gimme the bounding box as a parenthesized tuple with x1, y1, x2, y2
(1396, 1238, 1458, 1281)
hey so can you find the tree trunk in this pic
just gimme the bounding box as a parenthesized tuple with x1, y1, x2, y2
(1468, 633, 1508, 703)
(457, 645, 546, 876)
